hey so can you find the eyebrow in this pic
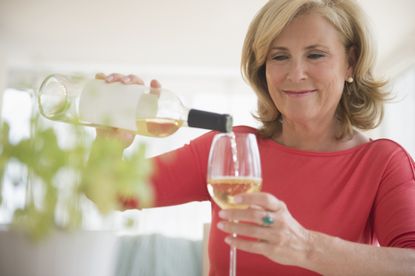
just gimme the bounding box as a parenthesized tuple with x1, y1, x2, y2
(269, 44, 329, 51)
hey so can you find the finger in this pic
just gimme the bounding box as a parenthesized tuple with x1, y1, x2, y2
(126, 74, 145, 85)
(121, 74, 143, 85)
(219, 208, 271, 225)
(218, 221, 273, 241)
(224, 235, 270, 257)
(95, 72, 106, 80)
(150, 79, 161, 89)
(235, 192, 286, 212)
(226, 235, 296, 266)
(96, 128, 135, 147)
(150, 79, 161, 96)
(105, 73, 125, 83)
(96, 127, 118, 138)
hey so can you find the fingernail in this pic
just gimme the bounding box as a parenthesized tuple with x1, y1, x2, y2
(234, 196, 242, 203)
(219, 210, 226, 218)
(217, 222, 224, 230)
(224, 237, 231, 244)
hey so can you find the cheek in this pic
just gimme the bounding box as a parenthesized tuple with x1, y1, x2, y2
(265, 65, 273, 87)
(318, 78, 345, 110)
(265, 65, 284, 105)
(315, 66, 345, 95)
(326, 80, 345, 106)
(265, 63, 285, 87)
(327, 73, 346, 97)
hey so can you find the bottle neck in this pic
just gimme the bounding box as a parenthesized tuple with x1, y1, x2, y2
(185, 109, 233, 133)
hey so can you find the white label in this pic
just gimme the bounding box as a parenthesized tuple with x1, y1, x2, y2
(78, 80, 148, 131)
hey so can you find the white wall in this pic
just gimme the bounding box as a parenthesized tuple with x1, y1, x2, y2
(0, 0, 267, 68)
(380, 66, 415, 156)
(0, 50, 5, 117)
(1, 0, 414, 71)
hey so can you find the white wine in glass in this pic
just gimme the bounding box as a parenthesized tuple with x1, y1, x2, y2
(207, 132, 262, 276)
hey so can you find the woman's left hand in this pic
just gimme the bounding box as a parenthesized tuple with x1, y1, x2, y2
(218, 192, 312, 267)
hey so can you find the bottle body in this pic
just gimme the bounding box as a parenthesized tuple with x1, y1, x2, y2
(38, 74, 232, 137)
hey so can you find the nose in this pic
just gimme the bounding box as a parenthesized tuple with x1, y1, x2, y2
(286, 59, 307, 83)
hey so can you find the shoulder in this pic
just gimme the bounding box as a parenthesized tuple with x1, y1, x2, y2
(233, 125, 259, 134)
(368, 138, 415, 178)
(366, 138, 413, 163)
(369, 138, 413, 157)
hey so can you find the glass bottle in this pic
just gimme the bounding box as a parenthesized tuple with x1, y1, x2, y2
(37, 74, 233, 137)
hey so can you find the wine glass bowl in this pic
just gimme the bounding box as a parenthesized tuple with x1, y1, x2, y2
(207, 132, 262, 276)
(207, 133, 262, 209)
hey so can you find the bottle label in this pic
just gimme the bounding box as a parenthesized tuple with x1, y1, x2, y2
(136, 93, 159, 118)
(78, 80, 147, 131)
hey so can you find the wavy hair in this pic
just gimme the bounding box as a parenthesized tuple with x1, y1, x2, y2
(241, 0, 389, 139)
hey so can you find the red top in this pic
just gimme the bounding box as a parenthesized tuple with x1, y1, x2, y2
(149, 126, 415, 275)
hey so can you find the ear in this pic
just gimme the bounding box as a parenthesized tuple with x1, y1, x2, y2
(346, 46, 357, 78)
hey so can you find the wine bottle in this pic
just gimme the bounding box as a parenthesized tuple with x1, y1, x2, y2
(38, 74, 233, 137)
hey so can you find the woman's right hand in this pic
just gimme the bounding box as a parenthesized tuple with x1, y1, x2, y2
(94, 72, 162, 149)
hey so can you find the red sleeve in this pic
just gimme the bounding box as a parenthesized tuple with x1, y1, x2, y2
(149, 126, 257, 207)
(373, 145, 415, 248)
(119, 126, 258, 209)
(149, 131, 216, 207)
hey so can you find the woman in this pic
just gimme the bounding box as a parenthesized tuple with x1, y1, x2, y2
(97, 0, 415, 274)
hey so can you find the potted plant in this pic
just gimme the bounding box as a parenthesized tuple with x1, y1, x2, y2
(0, 114, 153, 276)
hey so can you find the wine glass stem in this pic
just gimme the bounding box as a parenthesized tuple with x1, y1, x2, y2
(230, 232, 237, 276)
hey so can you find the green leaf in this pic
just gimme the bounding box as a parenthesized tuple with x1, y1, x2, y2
(1, 114, 153, 241)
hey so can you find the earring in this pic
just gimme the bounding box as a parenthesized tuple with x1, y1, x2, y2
(346, 77, 354, 83)
(278, 113, 283, 123)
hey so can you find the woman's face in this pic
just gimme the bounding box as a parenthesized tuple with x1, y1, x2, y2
(265, 12, 352, 126)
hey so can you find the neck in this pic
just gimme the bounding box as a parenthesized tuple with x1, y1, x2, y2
(275, 117, 347, 152)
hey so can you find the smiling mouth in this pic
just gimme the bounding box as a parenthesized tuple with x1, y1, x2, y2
(282, 89, 317, 97)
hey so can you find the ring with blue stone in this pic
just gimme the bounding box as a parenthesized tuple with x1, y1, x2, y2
(262, 213, 274, 226)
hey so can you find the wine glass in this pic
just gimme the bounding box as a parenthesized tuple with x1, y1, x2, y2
(207, 132, 262, 276)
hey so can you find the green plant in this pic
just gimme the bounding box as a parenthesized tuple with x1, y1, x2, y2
(0, 116, 153, 241)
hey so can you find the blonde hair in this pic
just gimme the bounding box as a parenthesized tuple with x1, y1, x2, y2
(241, 0, 388, 139)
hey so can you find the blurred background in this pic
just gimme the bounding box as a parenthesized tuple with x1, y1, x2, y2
(0, 0, 414, 268)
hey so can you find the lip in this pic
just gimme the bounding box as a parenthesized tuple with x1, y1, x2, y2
(282, 89, 317, 97)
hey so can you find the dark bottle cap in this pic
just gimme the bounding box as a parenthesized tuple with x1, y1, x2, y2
(187, 109, 233, 133)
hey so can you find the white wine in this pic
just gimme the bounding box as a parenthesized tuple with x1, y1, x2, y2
(229, 132, 239, 176)
(136, 118, 183, 137)
(207, 177, 262, 209)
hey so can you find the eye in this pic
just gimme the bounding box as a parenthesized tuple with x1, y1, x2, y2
(308, 53, 325, 60)
(272, 55, 289, 61)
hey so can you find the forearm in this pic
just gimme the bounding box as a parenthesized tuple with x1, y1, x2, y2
(305, 231, 415, 275)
